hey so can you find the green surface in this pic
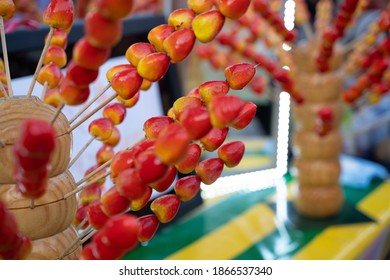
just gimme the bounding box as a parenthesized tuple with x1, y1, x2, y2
(124, 174, 383, 260)
(124, 186, 275, 260)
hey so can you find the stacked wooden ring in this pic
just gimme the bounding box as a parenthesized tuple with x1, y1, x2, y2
(0, 96, 80, 259)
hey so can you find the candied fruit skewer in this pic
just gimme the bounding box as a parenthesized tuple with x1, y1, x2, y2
(76, 160, 112, 186)
(26, 28, 54, 97)
(67, 65, 142, 132)
(68, 84, 112, 124)
(68, 117, 114, 168)
(0, 201, 32, 260)
(80, 214, 139, 260)
(27, 0, 75, 97)
(0, 0, 16, 97)
(294, 0, 314, 40)
(67, 1, 241, 134)
(64, 170, 110, 200)
(13, 119, 56, 209)
(56, 0, 135, 125)
(68, 92, 117, 133)
(65, 60, 258, 199)
(315, 0, 361, 72)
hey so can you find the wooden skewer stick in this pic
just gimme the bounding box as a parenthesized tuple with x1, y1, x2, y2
(80, 229, 97, 244)
(68, 135, 96, 168)
(0, 80, 8, 97)
(343, 37, 361, 54)
(302, 22, 314, 40)
(76, 217, 89, 231)
(58, 225, 93, 260)
(41, 81, 48, 100)
(69, 83, 112, 124)
(64, 170, 110, 199)
(26, 27, 55, 98)
(50, 103, 65, 125)
(0, 16, 13, 97)
(76, 159, 111, 186)
(73, 139, 137, 187)
(68, 92, 117, 133)
(30, 199, 35, 209)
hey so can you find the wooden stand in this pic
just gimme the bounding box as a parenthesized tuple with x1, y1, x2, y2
(290, 46, 345, 218)
(0, 97, 81, 259)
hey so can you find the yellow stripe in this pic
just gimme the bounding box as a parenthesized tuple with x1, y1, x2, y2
(294, 181, 390, 260)
(233, 156, 273, 170)
(165, 204, 276, 260)
(357, 182, 390, 222)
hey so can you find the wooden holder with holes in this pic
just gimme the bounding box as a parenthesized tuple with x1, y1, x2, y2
(0, 170, 78, 240)
(290, 44, 346, 218)
(28, 225, 82, 260)
(0, 96, 80, 259)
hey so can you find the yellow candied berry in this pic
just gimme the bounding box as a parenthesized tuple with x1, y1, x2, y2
(0, 70, 6, 84)
(167, 107, 176, 120)
(365, 34, 377, 45)
(368, 92, 381, 104)
(0, 58, 4, 71)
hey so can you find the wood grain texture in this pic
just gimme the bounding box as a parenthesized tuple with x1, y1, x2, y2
(293, 71, 344, 103)
(290, 59, 345, 218)
(0, 96, 72, 184)
(0, 170, 78, 240)
(292, 158, 341, 186)
(28, 225, 81, 260)
(292, 130, 343, 160)
(292, 101, 343, 131)
(290, 39, 345, 74)
(292, 183, 344, 219)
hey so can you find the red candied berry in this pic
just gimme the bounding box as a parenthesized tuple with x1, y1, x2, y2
(100, 214, 139, 251)
(174, 175, 201, 202)
(87, 200, 109, 229)
(218, 141, 245, 168)
(100, 186, 131, 217)
(200, 126, 229, 152)
(135, 149, 169, 184)
(195, 158, 224, 185)
(143, 116, 174, 139)
(116, 168, 149, 201)
(150, 194, 181, 223)
(137, 214, 160, 243)
(224, 63, 256, 90)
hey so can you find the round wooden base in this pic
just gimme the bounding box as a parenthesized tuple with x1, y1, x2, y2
(292, 130, 342, 160)
(293, 71, 344, 103)
(291, 158, 341, 186)
(292, 183, 344, 219)
(28, 225, 81, 260)
(0, 170, 77, 240)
